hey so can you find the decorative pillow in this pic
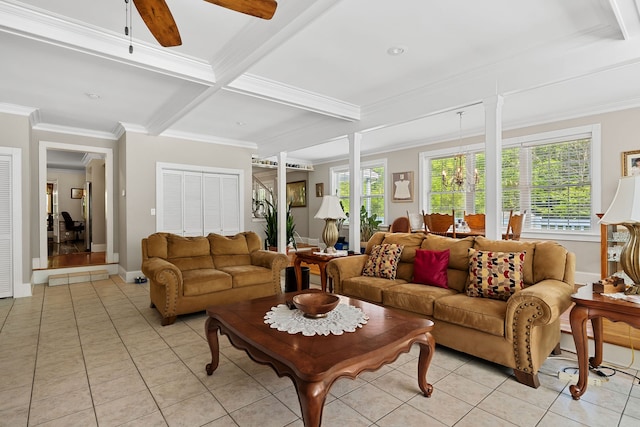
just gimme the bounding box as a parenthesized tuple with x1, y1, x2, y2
(467, 249, 525, 300)
(413, 249, 450, 288)
(362, 244, 404, 280)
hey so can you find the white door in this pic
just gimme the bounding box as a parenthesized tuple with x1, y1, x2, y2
(0, 155, 13, 298)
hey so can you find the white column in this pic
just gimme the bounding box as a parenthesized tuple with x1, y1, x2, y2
(348, 133, 362, 249)
(483, 95, 504, 240)
(277, 152, 287, 253)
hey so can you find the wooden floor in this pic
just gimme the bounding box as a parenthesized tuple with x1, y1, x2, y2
(47, 240, 106, 269)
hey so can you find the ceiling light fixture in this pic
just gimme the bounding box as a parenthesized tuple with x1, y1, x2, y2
(85, 93, 101, 100)
(387, 46, 407, 56)
(442, 111, 479, 192)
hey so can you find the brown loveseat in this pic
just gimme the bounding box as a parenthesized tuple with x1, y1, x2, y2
(141, 231, 288, 325)
(326, 232, 575, 388)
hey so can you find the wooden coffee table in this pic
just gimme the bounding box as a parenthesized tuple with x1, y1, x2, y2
(205, 291, 435, 427)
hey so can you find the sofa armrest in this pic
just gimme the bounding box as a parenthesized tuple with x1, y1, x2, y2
(250, 250, 289, 295)
(505, 279, 573, 374)
(326, 255, 368, 294)
(141, 257, 183, 318)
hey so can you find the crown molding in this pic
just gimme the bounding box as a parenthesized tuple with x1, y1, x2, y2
(160, 129, 257, 150)
(0, 1, 215, 85)
(227, 74, 360, 121)
(608, 0, 640, 39)
(31, 122, 119, 141)
(0, 102, 37, 117)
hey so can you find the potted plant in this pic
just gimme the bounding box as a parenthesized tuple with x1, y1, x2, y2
(359, 205, 381, 250)
(264, 199, 297, 251)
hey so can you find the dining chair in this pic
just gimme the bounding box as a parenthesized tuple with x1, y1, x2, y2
(423, 211, 455, 237)
(504, 210, 525, 240)
(463, 211, 486, 231)
(406, 211, 425, 232)
(389, 216, 411, 233)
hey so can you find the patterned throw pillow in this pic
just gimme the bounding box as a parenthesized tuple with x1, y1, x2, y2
(467, 249, 525, 300)
(362, 244, 404, 280)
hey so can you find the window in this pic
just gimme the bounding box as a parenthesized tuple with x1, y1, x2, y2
(423, 126, 598, 234)
(331, 160, 386, 224)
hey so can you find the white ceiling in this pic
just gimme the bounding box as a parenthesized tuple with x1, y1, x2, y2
(2, 0, 640, 166)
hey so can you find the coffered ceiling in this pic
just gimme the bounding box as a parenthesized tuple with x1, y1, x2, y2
(2, 0, 640, 165)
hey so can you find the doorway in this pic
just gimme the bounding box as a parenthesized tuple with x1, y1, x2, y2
(38, 141, 114, 270)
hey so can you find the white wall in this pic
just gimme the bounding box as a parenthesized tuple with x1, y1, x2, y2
(47, 169, 85, 221)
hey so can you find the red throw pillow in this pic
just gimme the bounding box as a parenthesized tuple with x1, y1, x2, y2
(413, 249, 450, 288)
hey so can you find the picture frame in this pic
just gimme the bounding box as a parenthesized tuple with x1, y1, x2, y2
(71, 188, 83, 199)
(623, 150, 640, 177)
(391, 171, 414, 202)
(315, 183, 324, 198)
(286, 180, 307, 207)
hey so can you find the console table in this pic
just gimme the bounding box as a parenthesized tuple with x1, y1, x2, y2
(569, 283, 640, 399)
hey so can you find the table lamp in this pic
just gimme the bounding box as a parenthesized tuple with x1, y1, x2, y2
(599, 175, 640, 293)
(314, 195, 347, 254)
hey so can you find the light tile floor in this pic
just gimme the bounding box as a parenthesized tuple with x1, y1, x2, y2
(1, 276, 640, 426)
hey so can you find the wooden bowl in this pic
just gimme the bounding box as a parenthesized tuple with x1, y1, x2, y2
(293, 292, 340, 318)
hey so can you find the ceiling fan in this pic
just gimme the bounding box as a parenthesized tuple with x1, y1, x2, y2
(132, 0, 278, 47)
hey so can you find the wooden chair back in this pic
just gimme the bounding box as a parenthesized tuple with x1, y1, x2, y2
(423, 211, 455, 236)
(504, 210, 525, 240)
(463, 212, 485, 231)
(389, 216, 411, 233)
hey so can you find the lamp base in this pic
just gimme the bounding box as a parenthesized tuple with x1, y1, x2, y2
(620, 223, 640, 286)
(321, 218, 339, 254)
(324, 246, 337, 254)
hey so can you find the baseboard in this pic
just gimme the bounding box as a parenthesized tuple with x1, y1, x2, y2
(119, 266, 143, 283)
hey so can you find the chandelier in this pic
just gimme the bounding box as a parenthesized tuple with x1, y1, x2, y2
(441, 111, 479, 191)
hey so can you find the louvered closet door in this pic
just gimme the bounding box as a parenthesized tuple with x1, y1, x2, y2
(183, 172, 203, 236)
(0, 155, 13, 298)
(161, 170, 183, 235)
(203, 174, 221, 234)
(221, 175, 240, 235)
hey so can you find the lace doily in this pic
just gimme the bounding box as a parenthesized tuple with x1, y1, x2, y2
(264, 303, 368, 336)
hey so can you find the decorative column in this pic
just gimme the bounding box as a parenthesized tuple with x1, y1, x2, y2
(483, 95, 504, 240)
(277, 151, 287, 253)
(348, 133, 362, 249)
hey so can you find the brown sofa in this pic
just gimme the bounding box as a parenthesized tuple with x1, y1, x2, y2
(326, 232, 575, 388)
(141, 231, 288, 325)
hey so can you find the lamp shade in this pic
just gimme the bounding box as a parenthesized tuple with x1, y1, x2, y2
(314, 195, 347, 220)
(600, 176, 640, 224)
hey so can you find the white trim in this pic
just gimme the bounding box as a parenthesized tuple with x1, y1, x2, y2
(330, 158, 388, 223)
(32, 122, 119, 141)
(38, 141, 115, 268)
(226, 74, 361, 121)
(0, 147, 25, 297)
(0, 102, 37, 116)
(159, 130, 257, 149)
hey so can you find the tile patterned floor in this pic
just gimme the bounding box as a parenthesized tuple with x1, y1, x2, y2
(1, 276, 640, 426)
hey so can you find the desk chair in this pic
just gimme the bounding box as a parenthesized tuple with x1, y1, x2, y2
(61, 211, 84, 241)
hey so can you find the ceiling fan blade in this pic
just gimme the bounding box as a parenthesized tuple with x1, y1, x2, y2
(204, 0, 278, 20)
(132, 0, 182, 47)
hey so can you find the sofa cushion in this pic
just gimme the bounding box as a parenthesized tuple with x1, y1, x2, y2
(473, 237, 535, 285)
(414, 249, 449, 288)
(467, 249, 525, 301)
(342, 276, 406, 303)
(146, 233, 169, 259)
(209, 233, 252, 267)
(217, 265, 274, 288)
(383, 283, 457, 316)
(171, 256, 215, 271)
(533, 240, 568, 282)
(434, 293, 507, 337)
(421, 235, 474, 292)
(362, 244, 404, 280)
(381, 233, 426, 281)
(182, 269, 232, 297)
(168, 235, 211, 258)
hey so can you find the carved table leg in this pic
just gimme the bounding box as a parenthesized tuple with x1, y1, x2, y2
(294, 379, 329, 427)
(569, 304, 589, 400)
(294, 258, 303, 292)
(589, 317, 603, 368)
(205, 317, 220, 375)
(417, 333, 435, 397)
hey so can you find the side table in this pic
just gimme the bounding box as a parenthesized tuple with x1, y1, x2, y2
(569, 283, 640, 399)
(293, 251, 347, 292)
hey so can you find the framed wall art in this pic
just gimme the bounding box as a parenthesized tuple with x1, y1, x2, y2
(71, 188, 83, 199)
(623, 149, 640, 177)
(392, 171, 414, 202)
(315, 183, 324, 197)
(286, 180, 307, 207)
